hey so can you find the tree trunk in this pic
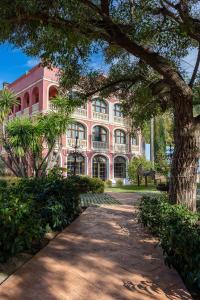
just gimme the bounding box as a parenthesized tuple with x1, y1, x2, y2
(169, 92, 200, 211)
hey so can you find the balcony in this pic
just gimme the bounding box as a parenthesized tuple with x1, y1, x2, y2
(131, 144, 139, 152)
(23, 107, 30, 116)
(16, 111, 22, 118)
(32, 103, 39, 113)
(114, 116, 129, 126)
(93, 111, 109, 121)
(114, 144, 129, 153)
(73, 107, 87, 117)
(67, 138, 87, 150)
(92, 141, 109, 151)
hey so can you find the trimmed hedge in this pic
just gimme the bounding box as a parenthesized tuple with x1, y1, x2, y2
(139, 195, 200, 290)
(66, 175, 105, 193)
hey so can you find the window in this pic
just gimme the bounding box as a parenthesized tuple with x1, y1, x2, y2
(114, 156, 126, 178)
(114, 103, 123, 117)
(115, 129, 126, 144)
(93, 155, 107, 180)
(92, 126, 107, 142)
(92, 98, 107, 114)
(67, 123, 85, 140)
(131, 134, 138, 145)
(67, 154, 85, 175)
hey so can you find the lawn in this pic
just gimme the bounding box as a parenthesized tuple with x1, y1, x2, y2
(105, 184, 158, 193)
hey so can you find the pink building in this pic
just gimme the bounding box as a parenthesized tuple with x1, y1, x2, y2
(7, 64, 144, 181)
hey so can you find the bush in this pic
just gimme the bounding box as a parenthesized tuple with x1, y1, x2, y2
(128, 156, 154, 183)
(0, 175, 81, 262)
(116, 179, 123, 187)
(105, 179, 112, 188)
(0, 194, 43, 262)
(139, 195, 200, 290)
(67, 175, 104, 193)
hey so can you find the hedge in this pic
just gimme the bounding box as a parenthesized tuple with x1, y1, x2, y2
(139, 195, 200, 291)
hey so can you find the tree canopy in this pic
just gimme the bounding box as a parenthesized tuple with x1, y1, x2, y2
(0, 0, 200, 208)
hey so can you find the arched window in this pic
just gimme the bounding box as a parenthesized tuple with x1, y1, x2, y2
(16, 97, 21, 112)
(114, 156, 126, 178)
(92, 98, 107, 114)
(114, 103, 123, 117)
(24, 92, 30, 108)
(115, 129, 126, 144)
(32, 87, 39, 104)
(67, 123, 86, 140)
(49, 86, 58, 100)
(92, 126, 107, 142)
(131, 133, 138, 145)
(67, 154, 85, 175)
(93, 155, 107, 180)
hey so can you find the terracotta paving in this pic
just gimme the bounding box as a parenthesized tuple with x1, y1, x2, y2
(0, 193, 192, 300)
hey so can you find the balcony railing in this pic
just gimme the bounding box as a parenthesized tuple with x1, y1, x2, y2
(92, 141, 109, 150)
(49, 102, 57, 111)
(93, 111, 109, 121)
(73, 107, 87, 117)
(32, 103, 39, 113)
(16, 111, 22, 117)
(131, 144, 139, 152)
(114, 144, 129, 153)
(67, 138, 87, 149)
(113, 116, 130, 126)
(23, 107, 30, 116)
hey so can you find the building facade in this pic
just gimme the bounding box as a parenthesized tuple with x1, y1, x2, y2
(7, 64, 145, 181)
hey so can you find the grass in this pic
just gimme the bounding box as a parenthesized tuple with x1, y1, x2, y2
(105, 184, 158, 193)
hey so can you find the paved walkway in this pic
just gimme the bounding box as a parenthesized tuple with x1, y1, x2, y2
(0, 193, 191, 300)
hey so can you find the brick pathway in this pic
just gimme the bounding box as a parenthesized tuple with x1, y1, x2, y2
(0, 193, 191, 299)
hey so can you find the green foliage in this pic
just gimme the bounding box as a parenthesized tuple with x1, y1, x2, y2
(0, 90, 73, 177)
(0, 194, 43, 262)
(139, 195, 200, 289)
(105, 179, 112, 188)
(67, 176, 105, 194)
(128, 156, 154, 183)
(0, 175, 81, 262)
(116, 179, 123, 188)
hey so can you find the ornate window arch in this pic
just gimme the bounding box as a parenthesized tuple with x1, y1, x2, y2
(114, 156, 126, 178)
(49, 85, 58, 100)
(92, 155, 108, 180)
(92, 98, 108, 114)
(115, 129, 126, 144)
(67, 122, 86, 140)
(16, 97, 21, 112)
(114, 103, 123, 117)
(67, 153, 85, 175)
(92, 125, 108, 142)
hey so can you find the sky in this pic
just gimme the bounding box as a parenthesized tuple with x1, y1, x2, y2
(0, 43, 197, 160)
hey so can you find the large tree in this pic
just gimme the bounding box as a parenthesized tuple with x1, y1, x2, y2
(0, 0, 200, 209)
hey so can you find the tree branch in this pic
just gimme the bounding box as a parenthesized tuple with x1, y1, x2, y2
(101, 0, 110, 15)
(189, 43, 200, 87)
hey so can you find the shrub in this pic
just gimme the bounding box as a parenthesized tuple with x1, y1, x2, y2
(105, 179, 112, 188)
(128, 156, 154, 183)
(0, 194, 43, 262)
(139, 195, 200, 290)
(67, 175, 104, 193)
(116, 179, 123, 187)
